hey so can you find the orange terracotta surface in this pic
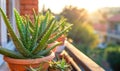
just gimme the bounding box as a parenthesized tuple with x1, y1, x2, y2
(4, 52, 55, 71)
(57, 35, 66, 44)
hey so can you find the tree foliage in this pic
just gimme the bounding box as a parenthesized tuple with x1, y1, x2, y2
(60, 6, 99, 49)
(60, 6, 88, 24)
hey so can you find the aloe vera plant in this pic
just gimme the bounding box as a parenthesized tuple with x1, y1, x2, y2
(0, 8, 72, 59)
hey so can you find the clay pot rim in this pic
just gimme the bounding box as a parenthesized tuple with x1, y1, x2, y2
(4, 51, 55, 64)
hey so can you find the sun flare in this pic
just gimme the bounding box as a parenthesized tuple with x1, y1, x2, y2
(39, 0, 120, 14)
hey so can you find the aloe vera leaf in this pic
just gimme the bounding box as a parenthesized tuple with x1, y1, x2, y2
(41, 11, 49, 32)
(25, 18, 31, 49)
(38, 11, 49, 37)
(28, 18, 34, 33)
(29, 27, 34, 35)
(33, 9, 37, 21)
(32, 20, 56, 54)
(53, 21, 66, 33)
(27, 17, 34, 36)
(0, 47, 25, 59)
(14, 10, 27, 48)
(37, 18, 54, 42)
(29, 21, 34, 30)
(0, 8, 31, 57)
(29, 15, 40, 50)
(34, 42, 61, 57)
(47, 24, 73, 44)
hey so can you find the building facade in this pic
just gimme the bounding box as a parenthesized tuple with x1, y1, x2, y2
(107, 14, 120, 44)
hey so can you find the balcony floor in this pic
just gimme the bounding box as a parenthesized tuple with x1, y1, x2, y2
(0, 62, 9, 71)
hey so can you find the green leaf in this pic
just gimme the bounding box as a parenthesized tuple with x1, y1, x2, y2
(29, 14, 40, 51)
(38, 11, 50, 37)
(0, 8, 31, 57)
(42, 11, 49, 32)
(14, 9, 27, 48)
(0, 47, 25, 59)
(33, 9, 37, 22)
(25, 17, 31, 49)
(48, 24, 73, 43)
(37, 18, 54, 42)
(33, 42, 61, 57)
(53, 18, 66, 33)
(32, 20, 56, 54)
(29, 66, 36, 71)
(28, 18, 34, 37)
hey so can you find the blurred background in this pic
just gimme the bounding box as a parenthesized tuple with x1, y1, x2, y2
(39, 0, 120, 71)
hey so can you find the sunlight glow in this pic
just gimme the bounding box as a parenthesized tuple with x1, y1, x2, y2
(39, 0, 120, 14)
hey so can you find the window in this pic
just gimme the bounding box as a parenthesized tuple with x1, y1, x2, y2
(114, 23, 120, 35)
(0, 0, 18, 46)
(0, 0, 18, 65)
(0, 0, 7, 65)
(0, 0, 7, 47)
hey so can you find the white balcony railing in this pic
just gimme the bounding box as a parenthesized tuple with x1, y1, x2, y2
(62, 41, 105, 71)
(107, 33, 120, 40)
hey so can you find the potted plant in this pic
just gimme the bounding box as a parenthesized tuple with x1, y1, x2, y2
(52, 17, 70, 44)
(49, 17, 72, 53)
(48, 17, 72, 53)
(48, 57, 72, 71)
(0, 8, 72, 71)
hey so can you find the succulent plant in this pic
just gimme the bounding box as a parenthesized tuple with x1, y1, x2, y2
(0, 8, 72, 59)
(49, 57, 71, 71)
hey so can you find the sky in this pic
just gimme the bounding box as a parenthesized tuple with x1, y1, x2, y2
(39, 0, 120, 14)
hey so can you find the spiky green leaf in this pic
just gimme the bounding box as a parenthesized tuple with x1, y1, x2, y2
(29, 14, 40, 50)
(37, 18, 54, 41)
(14, 9, 27, 48)
(38, 11, 49, 37)
(0, 47, 25, 59)
(33, 42, 61, 58)
(0, 8, 31, 57)
(32, 20, 56, 54)
(48, 24, 73, 43)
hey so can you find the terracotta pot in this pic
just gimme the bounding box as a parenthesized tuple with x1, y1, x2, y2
(50, 34, 66, 45)
(4, 52, 55, 71)
(57, 35, 66, 44)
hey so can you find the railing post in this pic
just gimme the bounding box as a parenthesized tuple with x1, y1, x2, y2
(64, 41, 105, 71)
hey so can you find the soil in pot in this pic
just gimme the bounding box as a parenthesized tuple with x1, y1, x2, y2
(48, 68, 61, 71)
(48, 68, 72, 71)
